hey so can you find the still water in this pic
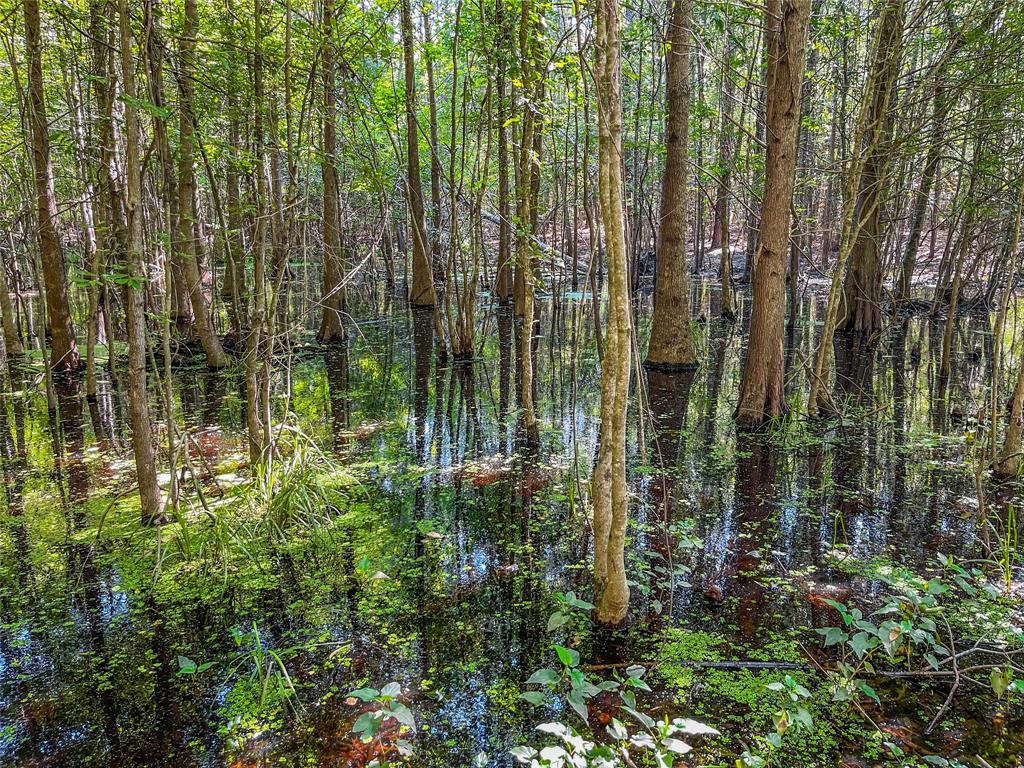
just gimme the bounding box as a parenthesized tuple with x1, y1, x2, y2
(0, 285, 1021, 767)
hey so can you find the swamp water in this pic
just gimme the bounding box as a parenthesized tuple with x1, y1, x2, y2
(0, 285, 1022, 767)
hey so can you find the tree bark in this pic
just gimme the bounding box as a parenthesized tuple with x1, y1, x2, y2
(402, 0, 436, 308)
(177, 0, 228, 367)
(734, 0, 810, 428)
(644, 0, 697, 370)
(317, 0, 346, 342)
(119, 0, 164, 524)
(593, 0, 631, 627)
(0, 250, 23, 358)
(838, 0, 905, 337)
(23, 0, 79, 375)
(493, 0, 513, 303)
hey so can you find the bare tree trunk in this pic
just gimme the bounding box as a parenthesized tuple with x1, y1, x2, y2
(221, 100, 246, 342)
(716, 15, 736, 321)
(839, 0, 905, 337)
(992, 176, 1024, 478)
(177, 0, 227, 368)
(515, 0, 540, 445)
(807, 1, 901, 416)
(644, 0, 696, 370)
(593, 0, 631, 627)
(247, 0, 272, 466)
(734, 0, 810, 428)
(317, 0, 345, 342)
(0, 250, 23, 357)
(402, 0, 436, 308)
(119, 0, 164, 524)
(23, 0, 79, 375)
(494, 0, 513, 303)
(423, 9, 444, 285)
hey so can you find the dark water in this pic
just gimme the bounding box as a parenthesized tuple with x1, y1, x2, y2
(0, 284, 1021, 767)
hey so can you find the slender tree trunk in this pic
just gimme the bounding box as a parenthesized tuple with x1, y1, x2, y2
(644, 0, 696, 370)
(402, 0, 436, 308)
(593, 0, 631, 627)
(716, 15, 736, 321)
(494, 0, 513, 303)
(992, 176, 1024, 478)
(23, 0, 79, 375)
(838, 0, 905, 337)
(318, 0, 346, 342)
(514, 0, 540, 445)
(734, 0, 810, 427)
(221, 101, 246, 341)
(895, 86, 947, 308)
(119, 0, 164, 524)
(143, 0, 187, 330)
(177, 0, 227, 367)
(807, 3, 898, 416)
(423, 10, 444, 285)
(0, 252, 23, 357)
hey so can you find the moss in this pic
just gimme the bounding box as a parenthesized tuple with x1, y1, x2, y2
(655, 629, 873, 767)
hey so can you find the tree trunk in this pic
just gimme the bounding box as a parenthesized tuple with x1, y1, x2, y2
(177, 0, 227, 368)
(221, 102, 246, 341)
(838, 0, 905, 337)
(423, 10, 444, 285)
(494, 0, 513, 303)
(0, 251, 23, 358)
(402, 0, 436, 308)
(318, 0, 346, 342)
(119, 0, 164, 524)
(23, 0, 79, 375)
(593, 0, 631, 627)
(734, 0, 810, 428)
(716, 15, 736, 321)
(644, 0, 696, 370)
(515, 0, 540, 445)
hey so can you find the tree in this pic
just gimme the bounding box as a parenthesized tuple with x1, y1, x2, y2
(177, 0, 228, 368)
(402, 0, 436, 308)
(838, 0, 905, 338)
(118, 0, 164, 524)
(515, 0, 541, 445)
(644, 0, 697, 370)
(734, 0, 810, 427)
(23, 0, 79, 376)
(318, 0, 346, 342)
(592, 0, 631, 627)
(493, 0, 513, 304)
(808, 0, 901, 416)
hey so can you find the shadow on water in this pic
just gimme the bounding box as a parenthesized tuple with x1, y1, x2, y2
(0, 285, 1021, 766)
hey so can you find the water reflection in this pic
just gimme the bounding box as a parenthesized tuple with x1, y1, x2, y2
(0, 290, 1016, 766)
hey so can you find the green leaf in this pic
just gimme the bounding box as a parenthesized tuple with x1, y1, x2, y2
(353, 711, 381, 738)
(120, 92, 172, 120)
(857, 682, 881, 705)
(388, 702, 416, 729)
(347, 687, 379, 701)
(553, 644, 580, 668)
(816, 626, 848, 647)
(567, 691, 589, 722)
(849, 631, 877, 658)
(547, 611, 570, 631)
(525, 668, 559, 686)
(519, 691, 546, 706)
(990, 667, 1011, 699)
